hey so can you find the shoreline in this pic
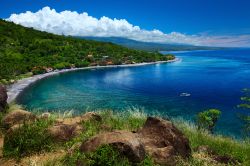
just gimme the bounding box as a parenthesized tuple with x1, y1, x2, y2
(7, 58, 180, 103)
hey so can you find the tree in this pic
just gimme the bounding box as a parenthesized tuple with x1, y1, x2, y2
(0, 19, 175, 82)
(196, 109, 221, 133)
(75, 61, 89, 68)
(237, 88, 250, 136)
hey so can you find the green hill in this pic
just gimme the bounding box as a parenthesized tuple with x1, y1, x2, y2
(0, 20, 174, 83)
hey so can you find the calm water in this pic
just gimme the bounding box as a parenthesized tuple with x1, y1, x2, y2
(17, 48, 250, 137)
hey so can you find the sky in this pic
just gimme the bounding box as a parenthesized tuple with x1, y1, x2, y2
(1, 0, 250, 47)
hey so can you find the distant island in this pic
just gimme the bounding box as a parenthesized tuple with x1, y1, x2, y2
(0, 19, 175, 85)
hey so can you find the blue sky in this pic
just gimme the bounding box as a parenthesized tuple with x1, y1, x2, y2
(1, 0, 250, 47)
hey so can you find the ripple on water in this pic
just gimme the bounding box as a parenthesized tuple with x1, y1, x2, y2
(17, 49, 250, 137)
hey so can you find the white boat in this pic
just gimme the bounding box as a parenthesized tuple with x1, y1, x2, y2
(180, 93, 191, 97)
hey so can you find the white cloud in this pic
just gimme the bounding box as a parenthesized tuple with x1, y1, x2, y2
(6, 7, 250, 47)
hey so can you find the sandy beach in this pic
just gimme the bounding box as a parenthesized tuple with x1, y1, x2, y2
(7, 58, 180, 103)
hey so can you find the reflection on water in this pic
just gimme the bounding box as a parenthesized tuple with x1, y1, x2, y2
(17, 49, 250, 137)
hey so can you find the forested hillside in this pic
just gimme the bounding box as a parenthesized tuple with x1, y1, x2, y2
(0, 20, 174, 83)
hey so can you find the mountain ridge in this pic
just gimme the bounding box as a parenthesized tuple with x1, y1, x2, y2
(78, 36, 224, 51)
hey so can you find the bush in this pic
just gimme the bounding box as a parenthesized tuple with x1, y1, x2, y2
(3, 119, 54, 158)
(196, 109, 221, 133)
(75, 61, 90, 68)
(53, 62, 71, 69)
(31, 66, 46, 75)
(238, 88, 250, 137)
(164, 54, 175, 61)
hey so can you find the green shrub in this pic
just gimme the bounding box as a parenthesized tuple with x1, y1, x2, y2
(31, 66, 46, 75)
(196, 109, 221, 133)
(164, 54, 175, 61)
(75, 61, 90, 67)
(53, 62, 71, 69)
(238, 88, 250, 137)
(0, 79, 9, 85)
(3, 119, 54, 158)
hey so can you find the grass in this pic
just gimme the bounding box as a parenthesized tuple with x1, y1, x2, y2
(65, 109, 147, 149)
(62, 110, 151, 166)
(173, 118, 250, 165)
(62, 145, 130, 166)
(99, 109, 147, 131)
(176, 155, 225, 166)
(1, 105, 250, 165)
(6, 102, 23, 112)
(3, 118, 55, 158)
(62, 145, 155, 166)
(44, 159, 63, 166)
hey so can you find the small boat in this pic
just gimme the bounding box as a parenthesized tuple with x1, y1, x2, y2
(180, 93, 191, 97)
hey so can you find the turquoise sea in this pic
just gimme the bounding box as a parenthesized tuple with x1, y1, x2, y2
(17, 48, 250, 137)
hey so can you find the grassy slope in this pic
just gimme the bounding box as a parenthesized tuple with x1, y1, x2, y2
(0, 105, 249, 166)
(0, 19, 174, 83)
(174, 119, 250, 165)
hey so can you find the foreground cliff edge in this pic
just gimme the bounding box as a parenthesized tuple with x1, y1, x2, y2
(0, 86, 249, 166)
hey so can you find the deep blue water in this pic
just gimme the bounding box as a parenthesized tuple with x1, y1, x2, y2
(17, 48, 250, 137)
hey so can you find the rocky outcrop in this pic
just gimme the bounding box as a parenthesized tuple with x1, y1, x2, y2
(2, 110, 37, 129)
(39, 112, 51, 119)
(80, 117, 191, 165)
(48, 123, 82, 141)
(0, 85, 7, 112)
(81, 112, 102, 122)
(6, 123, 24, 134)
(48, 112, 101, 142)
(137, 117, 191, 165)
(80, 130, 146, 163)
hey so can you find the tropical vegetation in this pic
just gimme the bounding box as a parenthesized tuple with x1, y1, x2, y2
(196, 109, 221, 133)
(238, 88, 250, 137)
(0, 19, 174, 84)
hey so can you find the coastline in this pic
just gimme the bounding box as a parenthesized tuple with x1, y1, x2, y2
(7, 58, 180, 103)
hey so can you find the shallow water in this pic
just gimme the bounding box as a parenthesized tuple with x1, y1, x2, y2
(17, 48, 250, 137)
